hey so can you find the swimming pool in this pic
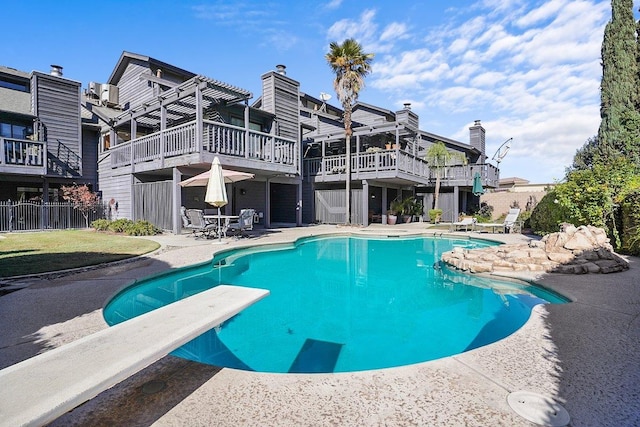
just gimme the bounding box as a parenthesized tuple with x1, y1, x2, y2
(104, 234, 567, 373)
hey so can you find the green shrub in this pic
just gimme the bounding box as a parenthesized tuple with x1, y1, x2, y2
(620, 188, 640, 255)
(529, 190, 567, 235)
(519, 210, 533, 229)
(91, 219, 110, 231)
(472, 203, 493, 223)
(108, 219, 134, 233)
(124, 220, 161, 236)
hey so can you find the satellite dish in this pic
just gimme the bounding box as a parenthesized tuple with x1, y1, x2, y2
(320, 92, 331, 101)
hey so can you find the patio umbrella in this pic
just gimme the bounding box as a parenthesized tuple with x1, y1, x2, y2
(179, 168, 255, 187)
(205, 157, 228, 243)
(472, 172, 485, 196)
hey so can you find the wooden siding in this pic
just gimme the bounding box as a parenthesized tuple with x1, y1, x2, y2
(133, 181, 173, 230)
(32, 73, 81, 177)
(314, 189, 363, 225)
(352, 106, 392, 127)
(81, 128, 98, 187)
(116, 59, 155, 109)
(300, 112, 344, 138)
(261, 72, 300, 141)
(97, 160, 132, 219)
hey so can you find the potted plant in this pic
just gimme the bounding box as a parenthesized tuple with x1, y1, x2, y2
(428, 208, 443, 224)
(387, 199, 403, 225)
(401, 197, 423, 223)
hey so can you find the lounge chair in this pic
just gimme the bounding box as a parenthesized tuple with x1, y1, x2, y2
(228, 208, 255, 238)
(450, 217, 476, 232)
(475, 208, 521, 233)
(185, 209, 217, 238)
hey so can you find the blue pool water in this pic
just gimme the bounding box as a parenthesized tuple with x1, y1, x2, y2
(104, 235, 567, 373)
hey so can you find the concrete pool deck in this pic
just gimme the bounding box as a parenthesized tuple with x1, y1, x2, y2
(0, 224, 639, 426)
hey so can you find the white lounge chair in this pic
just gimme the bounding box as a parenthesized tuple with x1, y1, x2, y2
(450, 217, 476, 232)
(228, 209, 255, 238)
(476, 208, 521, 233)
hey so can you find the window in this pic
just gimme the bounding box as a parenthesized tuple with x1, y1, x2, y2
(0, 76, 29, 92)
(230, 116, 264, 132)
(0, 122, 29, 139)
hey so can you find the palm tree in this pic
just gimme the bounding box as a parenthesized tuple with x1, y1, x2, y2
(425, 141, 452, 211)
(326, 38, 374, 224)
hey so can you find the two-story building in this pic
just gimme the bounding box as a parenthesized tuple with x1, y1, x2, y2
(0, 65, 96, 202)
(87, 52, 301, 233)
(298, 92, 498, 225)
(3, 51, 500, 232)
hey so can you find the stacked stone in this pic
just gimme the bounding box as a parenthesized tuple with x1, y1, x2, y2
(441, 225, 629, 274)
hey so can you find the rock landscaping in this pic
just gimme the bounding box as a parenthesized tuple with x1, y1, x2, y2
(442, 225, 629, 274)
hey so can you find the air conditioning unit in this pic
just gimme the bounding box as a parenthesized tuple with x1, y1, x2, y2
(101, 84, 119, 107)
(88, 82, 102, 99)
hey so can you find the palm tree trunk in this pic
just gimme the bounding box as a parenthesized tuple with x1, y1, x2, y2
(345, 135, 351, 224)
(434, 172, 441, 210)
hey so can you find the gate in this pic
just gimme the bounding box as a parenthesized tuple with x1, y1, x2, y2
(133, 181, 173, 230)
(314, 189, 363, 225)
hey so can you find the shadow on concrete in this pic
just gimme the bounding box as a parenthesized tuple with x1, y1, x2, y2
(50, 355, 223, 426)
(0, 254, 171, 370)
(533, 257, 640, 426)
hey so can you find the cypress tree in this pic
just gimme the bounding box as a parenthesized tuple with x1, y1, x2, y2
(597, 0, 640, 164)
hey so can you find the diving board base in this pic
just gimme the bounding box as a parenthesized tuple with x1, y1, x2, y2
(0, 285, 269, 427)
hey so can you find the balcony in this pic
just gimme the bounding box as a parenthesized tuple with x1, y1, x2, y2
(303, 149, 499, 188)
(0, 138, 46, 175)
(109, 120, 299, 174)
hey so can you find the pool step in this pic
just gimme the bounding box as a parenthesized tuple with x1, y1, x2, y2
(0, 285, 269, 427)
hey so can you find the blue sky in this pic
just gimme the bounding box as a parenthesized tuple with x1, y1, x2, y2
(2, 0, 637, 183)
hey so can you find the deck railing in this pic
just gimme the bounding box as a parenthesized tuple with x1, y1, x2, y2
(0, 138, 46, 174)
(110, 120, 298, 171)
(304, 149, 499, 186)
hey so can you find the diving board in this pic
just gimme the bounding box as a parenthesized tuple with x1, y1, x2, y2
(0, 285, 269, 427)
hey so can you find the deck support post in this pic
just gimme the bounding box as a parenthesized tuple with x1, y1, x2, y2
(382, 186, 388, 225)
(195, 80, 203, 163)
(362, 180, 369, 226)
(244, 102, 250, 159)
(172, 167, 182, 234)
(160, 102, 166, 167)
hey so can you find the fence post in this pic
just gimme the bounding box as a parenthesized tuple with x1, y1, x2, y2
(8, 199, 13, 233)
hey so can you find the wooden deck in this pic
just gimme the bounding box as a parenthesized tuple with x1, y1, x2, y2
(303, 151, 499, 187)
(108, 119, 298, 174)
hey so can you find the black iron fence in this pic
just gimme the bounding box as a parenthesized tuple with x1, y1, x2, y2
(0, 201, 109, 232)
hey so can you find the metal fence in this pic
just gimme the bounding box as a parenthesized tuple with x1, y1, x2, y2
(0, 201, 109, 232)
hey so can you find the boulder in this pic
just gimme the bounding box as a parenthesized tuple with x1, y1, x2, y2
(440, 225, 628, 275)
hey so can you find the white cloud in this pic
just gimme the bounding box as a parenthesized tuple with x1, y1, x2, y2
(325, 0, 343, 10)
(356, 0, 609, 181)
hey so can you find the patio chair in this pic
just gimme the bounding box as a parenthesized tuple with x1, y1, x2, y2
(475, 208, 521, 233)
(228, 208, 255, 238)
(185, 209, 217, 239)
(449, 217, 476, 232)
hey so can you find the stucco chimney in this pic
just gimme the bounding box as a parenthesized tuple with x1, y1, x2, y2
(50, 65, 63, 77)
(469, 120, 486, 162)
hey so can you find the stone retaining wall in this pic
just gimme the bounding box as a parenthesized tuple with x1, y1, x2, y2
(442, 225, 629, 274)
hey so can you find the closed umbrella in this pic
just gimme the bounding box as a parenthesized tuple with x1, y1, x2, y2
(472, 172, 485, 196)
(205, 157, 228, 243)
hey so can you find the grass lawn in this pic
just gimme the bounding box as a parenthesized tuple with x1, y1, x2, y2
(0, 230, 160, 277)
